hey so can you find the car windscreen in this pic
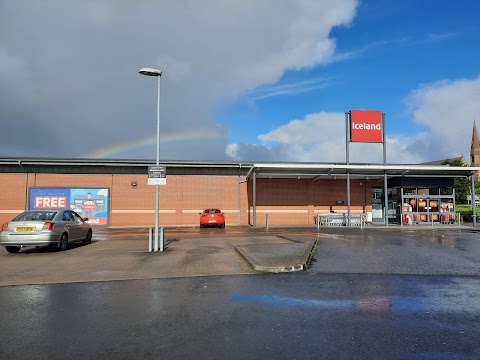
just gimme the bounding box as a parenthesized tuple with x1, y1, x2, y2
(204, 209, 221, 214)
(12, 211, 57, 221)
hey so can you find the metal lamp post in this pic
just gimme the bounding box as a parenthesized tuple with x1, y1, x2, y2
(139, 67, 163, 251)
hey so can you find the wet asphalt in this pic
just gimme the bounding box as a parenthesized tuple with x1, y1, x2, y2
(309, 229, 480, 275)
(1, 227, 480, 360)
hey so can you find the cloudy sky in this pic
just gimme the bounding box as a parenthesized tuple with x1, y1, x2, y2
(1, 0, 480, 164)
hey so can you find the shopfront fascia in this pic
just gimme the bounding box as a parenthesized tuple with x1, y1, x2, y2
(245, 163, 480, 227)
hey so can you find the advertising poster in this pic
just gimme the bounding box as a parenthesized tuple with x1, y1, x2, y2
(29, 188, 109, 225)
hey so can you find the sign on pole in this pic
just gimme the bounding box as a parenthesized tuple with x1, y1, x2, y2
(350, 110, 383, 143)
(148, 166, 166, 185)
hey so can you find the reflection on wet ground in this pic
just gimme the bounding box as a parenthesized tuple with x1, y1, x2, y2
(1, 225, 480, 360)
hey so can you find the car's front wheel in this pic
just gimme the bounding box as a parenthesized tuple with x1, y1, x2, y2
(5, 246, 21, 253)
(82, 230, 92, 245)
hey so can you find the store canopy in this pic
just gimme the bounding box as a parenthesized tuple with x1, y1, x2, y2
(245, 163, 480, 180)
(1, 158, 478, 180)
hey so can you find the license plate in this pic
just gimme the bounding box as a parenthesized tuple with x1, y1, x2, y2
(15, 226, 35, 232)
(208, 220, 217, 223)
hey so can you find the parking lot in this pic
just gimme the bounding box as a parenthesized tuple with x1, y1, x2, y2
(2, 225, 480, 360)
(1, 225, 479, 286)
(1, 225, 324, 285)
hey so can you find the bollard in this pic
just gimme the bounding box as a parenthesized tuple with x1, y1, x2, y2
(148, 227, 153, 253)
(266, 214, 269, 230)
(317, 214, 320, 230)
(149, 226, 164, 252)
(160, 226, 164, 252)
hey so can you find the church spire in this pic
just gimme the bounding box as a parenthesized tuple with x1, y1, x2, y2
(471, 120, 480, 169)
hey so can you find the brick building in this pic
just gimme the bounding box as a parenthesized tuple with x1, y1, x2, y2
(1, 158, 478, 227)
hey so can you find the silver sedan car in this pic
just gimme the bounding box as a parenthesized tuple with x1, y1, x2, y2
(0, 209, 93, 253)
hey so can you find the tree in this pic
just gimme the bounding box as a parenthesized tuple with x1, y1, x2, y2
(442, 159, 477, 204)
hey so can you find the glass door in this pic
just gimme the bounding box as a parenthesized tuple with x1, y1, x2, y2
(371, 188, 384, 223)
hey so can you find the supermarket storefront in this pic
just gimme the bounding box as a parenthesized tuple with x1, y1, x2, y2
(246, 163, 478, 227)
(0, 158, 478, 227)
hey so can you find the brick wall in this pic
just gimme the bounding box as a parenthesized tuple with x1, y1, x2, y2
(251, 178, 372, 225)
(0, 174, 28, 224)
(0, 173, 372, 227)
(110, 175, 247, 226)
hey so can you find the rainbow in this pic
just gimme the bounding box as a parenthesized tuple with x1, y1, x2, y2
(82, 131, 224, 159)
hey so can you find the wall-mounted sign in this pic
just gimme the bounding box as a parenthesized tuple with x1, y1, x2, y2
(350, 110, 383, 143)
(29, 187, 109, 225)
(335, 200, 344, 205)
(148, 166, 166, 185)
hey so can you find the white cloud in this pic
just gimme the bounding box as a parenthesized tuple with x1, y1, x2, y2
(227, 76, 480, 165)
(405, 76, 480, 161)
(225, 144, 239, 158)
(4, 1, 476, 166)
(168, 0, 359, 101)
(0, 0, 359, 159)
(426, 32, 458, 42)
(251, 111, 386, 163)
(227, 110, 446, 164)
(226, 143, 277, 162)
(259, 112, 343, 146)
(249, 78, 335, 100)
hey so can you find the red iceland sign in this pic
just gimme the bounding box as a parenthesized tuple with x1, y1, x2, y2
(350, 110, 383, 143)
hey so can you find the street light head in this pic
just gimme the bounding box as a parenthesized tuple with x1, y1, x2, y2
(139, 67, 162, 76)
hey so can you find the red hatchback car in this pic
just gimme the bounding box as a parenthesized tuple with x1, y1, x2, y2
(199, 208, 225, 228)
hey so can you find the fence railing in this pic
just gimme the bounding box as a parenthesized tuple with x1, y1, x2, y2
(315, 213, 366, 228)
(402, 211, 460, 225)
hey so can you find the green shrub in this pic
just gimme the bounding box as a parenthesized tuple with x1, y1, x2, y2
(456, 204, 479, 222)
(460, 209, 472, 222)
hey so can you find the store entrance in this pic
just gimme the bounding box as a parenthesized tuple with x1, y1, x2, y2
(401, 191, 456, 225)
(372, 187, 456, 225)
(371, 187, 401, 224)
(371, 188, 384, 223)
